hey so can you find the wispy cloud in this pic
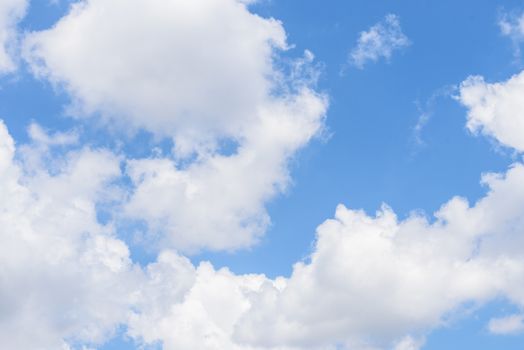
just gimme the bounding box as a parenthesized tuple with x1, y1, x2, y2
(411, 85, 457, 153)
(499, 10, 524, 61)
(348, 14, 410, 69)
(488, 314, 524, 335)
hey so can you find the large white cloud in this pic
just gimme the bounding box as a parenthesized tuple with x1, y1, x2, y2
(2, 69, 524, 350)
(126, 161, 524, 350)
(23, 0, 328, 253)
(24, 0, 288, 156)
(0, 120, 141, 349)
(125, 87, 326, 252)
(0, 0, 26, 73)
(459, 71, 524, 152)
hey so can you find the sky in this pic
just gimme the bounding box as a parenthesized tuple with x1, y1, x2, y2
(2, 0, 524, 349)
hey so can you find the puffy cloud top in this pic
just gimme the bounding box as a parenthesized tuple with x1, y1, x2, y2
(459, 72, 524, 152)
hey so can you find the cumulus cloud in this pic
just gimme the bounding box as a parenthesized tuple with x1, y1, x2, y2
(126, 161, 524, 350)
(3, 74, 524, 350)
(7, 112, 524, 350)
(0, 0, 27, 73)
(459, 71, 524, 152)
(6, 1, 524, 349)
(23, 0, 328, 253)
(125, 88, 326, 252)
(0, 120, 141, 349)
(488, 314, 524, 335)
(349, 14, 410, 69)
(23, 0, 288, 156)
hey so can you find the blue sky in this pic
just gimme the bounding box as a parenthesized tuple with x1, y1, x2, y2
(2, 0, 524, 349)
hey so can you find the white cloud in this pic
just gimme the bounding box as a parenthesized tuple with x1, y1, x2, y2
(23, 0, 289, 156)
(127, 160, 524, 350)
(128, 251, 275, 350)
(349, 14, 410, 69)
(499, 11, 524, 60)
(488, 314, 524, 335)
(0, 120, 141, 349)
(459, 71, 524, 152)
(7, 116, 524, 350)
(125, 88, 326, 252)
(0, 0, 27, 73)
(2, 76, 524, 350)
(7, 2, 524, 349)
(23, 0, 328, 253)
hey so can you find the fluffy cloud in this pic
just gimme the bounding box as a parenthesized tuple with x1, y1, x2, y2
(0, 120, 141, 349)
(349, 14, 410, 69)
(0, 0, 26, 73)
(23, 0, 328, 252)
(236, 163, 524, 348)
(126, 161, 524, 350)
(24, 0, 288, 156)
(8, 1, 524, 349)
(125, 87, 326, 252)
(7, 113, 524, 350)
(459, 71, 524, 152)
(488, 314, 524, 335)
(127, 252, 275, 350)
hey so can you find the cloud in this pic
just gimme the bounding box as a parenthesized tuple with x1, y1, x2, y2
(24, 0, 288, 156)
(23, 0, 328, 253)
(488, 314, 524, 335)
(124, 65, 524, 346)
(458, 71, 524, 152)
(6, 2, 524, 349)
(499, 10, 524, 60)
(0, 0, 27, 73)
(2, 73, 524, 350)
(348, 14, 410, 69)
(124, 88, 326, 252)
(126, 160, 524, 349)
(0, 120, 141, 349)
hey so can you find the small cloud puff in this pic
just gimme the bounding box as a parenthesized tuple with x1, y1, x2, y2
(349, 14, 410, 69)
